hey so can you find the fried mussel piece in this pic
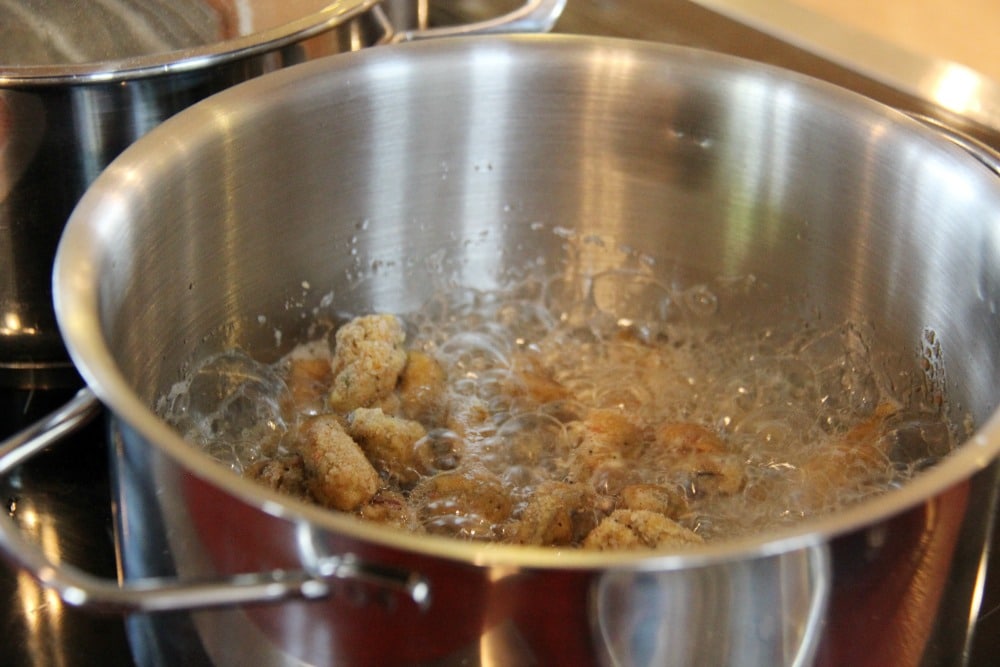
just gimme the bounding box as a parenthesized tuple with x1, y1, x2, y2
(246, 315, 457, 529)
(796, 402, 899, 512)
(495, 368, 714, 550)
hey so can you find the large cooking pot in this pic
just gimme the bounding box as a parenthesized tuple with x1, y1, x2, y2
(0, 0, 564, 392)
(3, 35, 1000, 666)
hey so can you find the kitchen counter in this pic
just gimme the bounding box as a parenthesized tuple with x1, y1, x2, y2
(790, 0, 998, 83)
(543, 0, 1000, 144)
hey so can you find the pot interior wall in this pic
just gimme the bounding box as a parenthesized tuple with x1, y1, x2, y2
(68, 37, 1000, 437)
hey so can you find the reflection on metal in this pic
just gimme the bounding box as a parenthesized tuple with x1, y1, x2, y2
(927, 64, 986, 118)
(478, 620, 538, 667)
(593, 547, 830, 667)
(1, 313, 38, 337)
(11, 497, 70, 667)
(296, 522, 432, 610)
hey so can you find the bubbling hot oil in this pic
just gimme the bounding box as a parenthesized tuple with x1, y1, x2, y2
(161, 269, 959, 544)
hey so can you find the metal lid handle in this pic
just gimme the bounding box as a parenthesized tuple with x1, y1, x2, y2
(397, 0, 567, 41)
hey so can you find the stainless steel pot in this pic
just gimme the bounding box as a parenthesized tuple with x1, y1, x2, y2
(0, 0, 564, 391)
(3, 35, 1000, 666)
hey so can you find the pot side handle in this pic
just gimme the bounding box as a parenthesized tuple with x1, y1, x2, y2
(394, 0, 567, 41)
(0, 388, 430, 614)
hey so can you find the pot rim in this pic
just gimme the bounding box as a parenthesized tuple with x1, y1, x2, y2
(0, 0, 380, 86)
(54, 34, 1000, 571)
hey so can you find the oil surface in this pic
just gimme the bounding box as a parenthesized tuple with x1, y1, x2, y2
(160, 268, 959, 544)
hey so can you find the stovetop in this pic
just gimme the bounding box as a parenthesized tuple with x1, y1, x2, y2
(3, 1, 1000, 666)
(1, 388, 134, 667)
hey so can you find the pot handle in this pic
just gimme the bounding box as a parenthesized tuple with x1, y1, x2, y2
(394, 0, 566, 41)
(0, 388, 430, 613)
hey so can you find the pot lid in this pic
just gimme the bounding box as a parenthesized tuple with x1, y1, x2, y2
(0, 0, 379, 83)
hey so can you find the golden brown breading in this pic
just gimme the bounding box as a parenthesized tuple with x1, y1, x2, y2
(583, 509, 703, 551)
(650, 422, 745, 497)
(411, 428, 465, 474)
(242, 300, 916, 552)
(444, 395, 493, 438)
(654, 422, 725, 453)
(508, 481, 605, 546)
(398, 350, 449, 426)
(347, 407, 427, 485)
(798, 402, 898, 511)
(373, 391, 402, 417)
(411, 468, 512, 539)
(328, 314, 408, 412)
(358, 489, 419, 530)
(284, 356, 332, 415)
(245, 453, 309, 499)
(298, 414, 380, 511)
(678, 454, 746, 497)
(568, 409, 644, 492)
(617, 483, 688, 519)
(584, 409, 645, 448)
(503, 353, 571, 407)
